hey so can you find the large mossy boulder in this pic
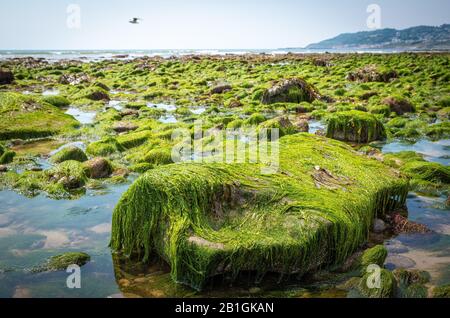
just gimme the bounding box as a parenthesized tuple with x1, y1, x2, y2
(111, 134, 408, 290)
(326, 111, 386, 143)
(261, 78, 319, 104)
(0, 92, 79, 140)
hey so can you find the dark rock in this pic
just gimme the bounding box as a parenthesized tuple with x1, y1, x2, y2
(261, 78, 319, 104)
(373, 219, 387, 233)
(211, 84, 232, 94)
(86, 90, 110, 101)
(83, 157, 113, 179)
(359, 91, 378, 101)
(387, 213, 432, 234)
(0, 70, 14, 84)
(383, 97, 415, 115)
(312, 59, 330, 67)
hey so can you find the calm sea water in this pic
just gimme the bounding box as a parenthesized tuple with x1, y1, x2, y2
(0, 48, 408, 62)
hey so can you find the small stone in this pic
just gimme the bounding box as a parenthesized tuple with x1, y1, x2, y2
(0, 165, 7, 172)
(373, 219, 387, 233)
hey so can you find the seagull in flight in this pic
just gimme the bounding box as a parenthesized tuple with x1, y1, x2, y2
(129, 18, 142, 24)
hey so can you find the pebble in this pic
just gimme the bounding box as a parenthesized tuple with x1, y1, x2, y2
(373, 219, 387, 233)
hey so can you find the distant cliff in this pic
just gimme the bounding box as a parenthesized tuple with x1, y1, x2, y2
(306, 24, 450, 50)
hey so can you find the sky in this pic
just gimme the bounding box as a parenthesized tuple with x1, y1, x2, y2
(0, 0, 449, 50)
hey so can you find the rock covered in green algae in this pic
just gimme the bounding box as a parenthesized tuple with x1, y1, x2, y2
(37, 252, 90, 272)
(111, 134, 408, 290)
(383, 96, 415, 115)
(393, 269, 430, 298)
(47, 160, 88, 190)
(142, 148, 173, 165)
(42, 95, 71, 108)
(359, 245, 388, 269)
(261, 78, 319, 104)
(86, 137, 125, 156)
(0, 92, 79, 140)
(432, 284, 450, 298)
(244, 113, 267, 126)
(0, 144, 16, 164)
(353, 269, 397, 298)
(326, 111, 386, 143)
(82, 157, 113, 179)
(50, 146, 88, 164)
(402, 161, 450, 185)
(77, 86, 110, 101)
(257, 117, 299, 137)
(347, 65, 397, 83)
(384, 151, 449, 195)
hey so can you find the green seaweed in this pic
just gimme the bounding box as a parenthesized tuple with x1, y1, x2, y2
(111, 134, 408, 290)
(50, 146, 88, 163)
(0, 92, 79, 140)
(326, 111, 386, 143)
(86, 137, 125, 156)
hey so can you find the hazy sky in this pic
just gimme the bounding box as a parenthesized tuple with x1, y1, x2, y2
(0, 0, 449, 50)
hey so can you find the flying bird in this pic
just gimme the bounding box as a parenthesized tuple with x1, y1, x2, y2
(129, 18, 142, 24)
